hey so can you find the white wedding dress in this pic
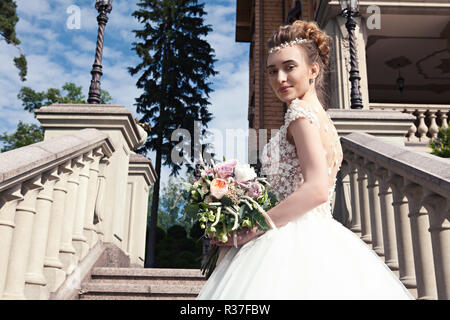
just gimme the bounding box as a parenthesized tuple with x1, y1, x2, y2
(197, 99, 414, 300)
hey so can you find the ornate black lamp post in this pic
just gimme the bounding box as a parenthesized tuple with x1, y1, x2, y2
(339, 0, 363, 109)
(88, 0, 113, 104)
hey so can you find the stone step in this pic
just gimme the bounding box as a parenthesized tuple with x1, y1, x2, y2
(89, 267, 207, 285)
(79, 282, 202, 300)
(79, 268, 206, 300)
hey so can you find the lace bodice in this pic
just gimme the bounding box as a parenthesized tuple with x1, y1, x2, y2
(260, 98, 343, 212)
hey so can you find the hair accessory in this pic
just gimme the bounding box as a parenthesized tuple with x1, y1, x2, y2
(269, 37, 309, 54)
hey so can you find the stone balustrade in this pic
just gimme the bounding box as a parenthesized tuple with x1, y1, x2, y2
(335, 132, 450, 300)
(0, 126, 155, 300)
(369, 103, 450, 143)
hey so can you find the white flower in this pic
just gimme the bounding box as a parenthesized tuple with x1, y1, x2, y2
(234, 164, 257, 183)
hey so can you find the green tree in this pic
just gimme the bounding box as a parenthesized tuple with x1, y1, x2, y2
(130, 0, 218, 267)
(0, 82, 113, 152)
(0, 0, 27, 81)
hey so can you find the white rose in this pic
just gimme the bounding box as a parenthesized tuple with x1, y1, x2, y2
(234, 164, 257, 183)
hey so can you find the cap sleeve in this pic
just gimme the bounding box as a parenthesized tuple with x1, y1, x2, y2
(284, 99, 320, 129)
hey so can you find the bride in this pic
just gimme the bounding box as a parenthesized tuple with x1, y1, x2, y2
(197, 20, 414, 300)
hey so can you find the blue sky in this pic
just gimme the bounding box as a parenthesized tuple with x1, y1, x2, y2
(0, 0, 250, 187)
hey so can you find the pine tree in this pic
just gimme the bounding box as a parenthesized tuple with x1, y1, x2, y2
(129, 0, 218, 267)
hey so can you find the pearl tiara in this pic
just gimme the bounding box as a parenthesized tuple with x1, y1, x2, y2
(268, 37, 309, 54)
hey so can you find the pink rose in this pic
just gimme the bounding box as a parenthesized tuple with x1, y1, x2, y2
(246, 182, 262, 199)
(214, 159, 238, 179)
(210, 178, 229, 200)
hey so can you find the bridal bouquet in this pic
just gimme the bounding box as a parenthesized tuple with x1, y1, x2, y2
(181, 158, 279, 277)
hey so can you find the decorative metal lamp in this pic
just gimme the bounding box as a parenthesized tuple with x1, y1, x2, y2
(87, 0, 113, 104)
(339, 0, 364, 109)
(396, 69, 405, 93)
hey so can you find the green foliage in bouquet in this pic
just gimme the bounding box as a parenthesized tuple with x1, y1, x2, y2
(180, 157, 279, 278)
(428, 126, 450, 158)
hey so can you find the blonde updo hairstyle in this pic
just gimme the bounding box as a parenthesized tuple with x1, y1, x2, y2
(267, 20, 332, 110)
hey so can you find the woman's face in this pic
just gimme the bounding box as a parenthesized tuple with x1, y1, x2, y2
(266, 45, 317, 104)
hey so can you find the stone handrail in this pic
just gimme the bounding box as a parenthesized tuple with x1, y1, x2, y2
(0, 129, 114, 299)
(336, 132, 450, 300)
(369, 103, 450, 143)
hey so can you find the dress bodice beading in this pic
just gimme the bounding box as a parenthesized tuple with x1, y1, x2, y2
(260, 99, 343, 217)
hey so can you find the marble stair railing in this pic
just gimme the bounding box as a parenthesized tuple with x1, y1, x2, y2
(0, 129, 114, 300)
(369, 103, 450, 143)
(335, 132, 450, 300)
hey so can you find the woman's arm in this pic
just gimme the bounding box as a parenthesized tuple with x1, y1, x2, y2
(267, 113, 329, 228)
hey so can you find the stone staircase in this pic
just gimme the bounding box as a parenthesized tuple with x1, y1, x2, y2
(79, 267, 207, 300)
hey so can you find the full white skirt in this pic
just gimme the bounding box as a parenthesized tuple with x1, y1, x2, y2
(197, 205, 415, 300)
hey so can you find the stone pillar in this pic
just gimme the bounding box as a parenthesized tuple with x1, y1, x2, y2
(72, 152, 92, 263)
(387, 173, 417, 297)
(374, 166, 400, 277)
(402, 180, 437, 300)
(94, 156, 110, 242)
(0, 185, 23, 297)
(355, 157, 372, 244)
(83, 148, 102, 256)
(59, 157, 83, 275)
(365, 161, 384, 256)
(2, 176, 43, 299)
(126, 153, 155, 267)
(421, 191, 450, 300)
(24, 169, 59, 300)
(36, 104, 147, 253)
(44, 161, 72, 294)
(347, 154, 361, 236)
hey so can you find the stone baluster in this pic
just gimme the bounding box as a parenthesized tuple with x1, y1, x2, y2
(59, 157, 83, 275)
(421, 191, 450, 300)
(416, 110, 428, 142)
(402, 180, 437, 300)
(2, 176, 43, 299)
(43, 161, 72, 294)
(365, 160, 384, 257)
(427, 111, 439, 140)
(374, 166, 400, 277)
(355, 157, 372, 244)
(347, 153, 362, 236)
(406, 121, 418, 143)
(387, 173, 417, 297)
(439, 111, 448, 131)
(0, 185, 23, 297)
(82, 148, 102, 258)
(72, 152, 93, 263)
(24, 169, 59, 300)
(94, 156, 110, 242)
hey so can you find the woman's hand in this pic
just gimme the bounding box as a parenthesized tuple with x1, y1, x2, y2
(212, 227, 264, 247)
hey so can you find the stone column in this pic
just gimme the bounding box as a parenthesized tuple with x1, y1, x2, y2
(402, 180, 437, 300)
(421, 191, 450, 300)
(44, 161, 72, 294)
(374, 166, 399, 277)
(82, 148, 102, 256)
(2, 176, 43, 300)
(347, 154, 361, 236)
(355, 157, 371, 244)
(365, 160, 384, 256)
(387, 173, 417, 297)
(24, 168, 59, 300)
(72, 152, 92, 263)
(94, 156, 110, 242)
(59, 157, 83, 275)
(0, 185, 23, 297)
